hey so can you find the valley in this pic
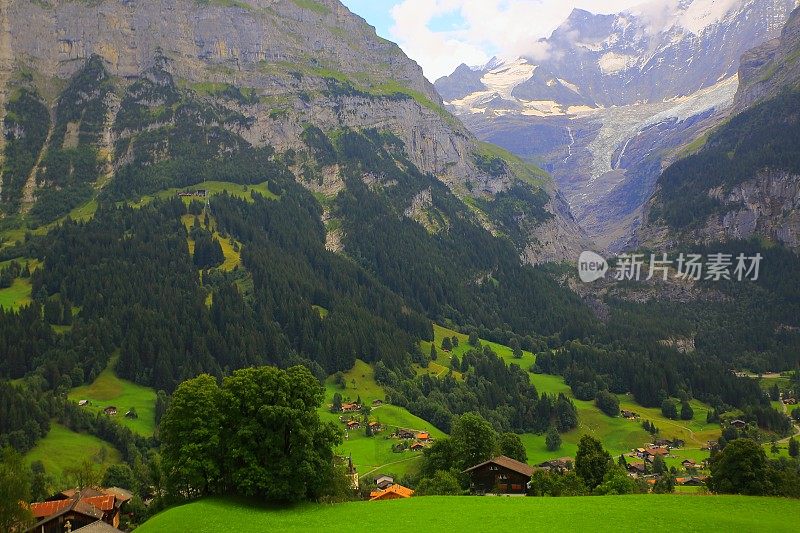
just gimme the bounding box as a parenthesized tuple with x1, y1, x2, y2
(0, 1, 799, 531)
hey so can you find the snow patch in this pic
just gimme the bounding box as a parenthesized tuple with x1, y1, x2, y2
(480, 58, 536, 99)
(599, 52, 638, 75)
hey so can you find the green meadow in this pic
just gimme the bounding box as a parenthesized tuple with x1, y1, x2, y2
(130, 180, 278, 208)
(25, 423, 121, 480)
(320, 360, 445, 478)
(421, 324, 719, 466)
(136, 495, 800, 533)
(68, 355, 158, 436)
(0, 277, 32, 310)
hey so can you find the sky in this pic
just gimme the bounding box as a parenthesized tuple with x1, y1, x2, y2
(340, 0, 647, 81)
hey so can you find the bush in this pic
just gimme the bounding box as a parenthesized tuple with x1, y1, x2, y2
(595, 390, 620, 417)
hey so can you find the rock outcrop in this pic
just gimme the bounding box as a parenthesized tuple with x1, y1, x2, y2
(0, 0, 586, 263)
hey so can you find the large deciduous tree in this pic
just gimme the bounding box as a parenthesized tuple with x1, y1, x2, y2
(0, 447, 33, 532)
(497, 432, 527, 463)
(708, 438, 770, 496)
(220, 365, 341, 502)
(575, 435, 612, 491)
(160, 374, 224, 498)
(450, 412, 497, 471)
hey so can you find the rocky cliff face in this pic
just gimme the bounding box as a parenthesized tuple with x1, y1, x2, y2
(434, 0, 794, 251)
(734, 5, 800, 112)
(641, 170, 800, 250)
(639, 7, 800, 252)
(0, 0, 587, 263)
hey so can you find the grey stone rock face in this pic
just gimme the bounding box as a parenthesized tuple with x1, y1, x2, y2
(0, 0, 587, 263)
(435, 0, 794, 251)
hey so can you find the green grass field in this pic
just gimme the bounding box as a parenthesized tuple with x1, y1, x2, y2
(0, 277, 32, 310)
(68, 355, 158, 436)
(136, 495, 800, 533)
(422, 324, 719, 466)
(25, 423, 121, 481)
(320, 360, 445, 478)
(131, 181, 278, 208)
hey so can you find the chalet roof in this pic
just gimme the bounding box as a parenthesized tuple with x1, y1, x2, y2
(463, 455, 535, 477)
(31, 499, 71, 519)
(73, 521, 124, 532)
(369, 484, 414, 500)
(644, 447, 669, 456)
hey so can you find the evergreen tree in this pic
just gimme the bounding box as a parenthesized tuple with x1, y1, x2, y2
(788, 437, 798, 458)
(680, 401, 694, 421)
(545, 426, 562, 452)
(441, 337, 452, 351)
(468, 331, 479, 346)
(661, 399, 678, 420)
(575, 435, 612, 491)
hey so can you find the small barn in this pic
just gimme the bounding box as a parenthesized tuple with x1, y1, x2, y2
(463, 456, 534, 494)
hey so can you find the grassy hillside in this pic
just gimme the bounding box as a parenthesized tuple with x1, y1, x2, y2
(136, 495, 800, 533)
(320, 360, 445, 478)
(0, 277, 32, 310)
(68, 355, 158, 436)
(130, 180, 277, 208)
(422, 325, 719, 466)
(24, 422, 121, 480)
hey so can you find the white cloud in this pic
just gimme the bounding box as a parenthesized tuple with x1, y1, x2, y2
(389, 0, 647, 80)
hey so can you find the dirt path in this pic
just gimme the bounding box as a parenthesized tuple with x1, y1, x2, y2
(359, 455, 421, 480)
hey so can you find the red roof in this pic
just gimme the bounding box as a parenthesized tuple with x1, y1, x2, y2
(30, 493, 116, 519)
(31, 500, 71, 519)
(81, 495, 115, 512)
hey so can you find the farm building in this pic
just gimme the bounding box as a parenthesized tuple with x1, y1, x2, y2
(627, 462, 647, 476)
(395, 428, 416, 439)
(340, 402, 361, 413)
(463, 456, 534, 494)
(537, 457, 573, 473)
(102, 406, 117, 416)
(371, 399, 383, 406)
(369, 484, 414, 501)
(374, 475, 394, 490)
(730, 419, 747, 429)
(27, 487, 130, 533)
(78, 400, 89, 407)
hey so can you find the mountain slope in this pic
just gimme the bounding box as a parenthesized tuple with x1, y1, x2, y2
(641, 6, 800, 250)
(0, 0, 587, 263)
(434, 0, 795, 250)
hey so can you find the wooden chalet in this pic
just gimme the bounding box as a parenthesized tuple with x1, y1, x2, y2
(417, 432, 430, 441)
(369, 484, 414, 501)
(681, 459, 699, 469)
(346, 420, 360, 430)
(371, 399, 384, 407)
(537, 457, 573, 473)
(340, 402, 361, 413)
(395, 428, 416, 439)
(102, 406, 117, 416)
(27, 487, 129, 533)
(730, 419, 747, 429)
(463, 456, 534, 494)
(374, 475, 394, 490)
(627, 462, 647, 476)
(410, 442, 426, 451)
